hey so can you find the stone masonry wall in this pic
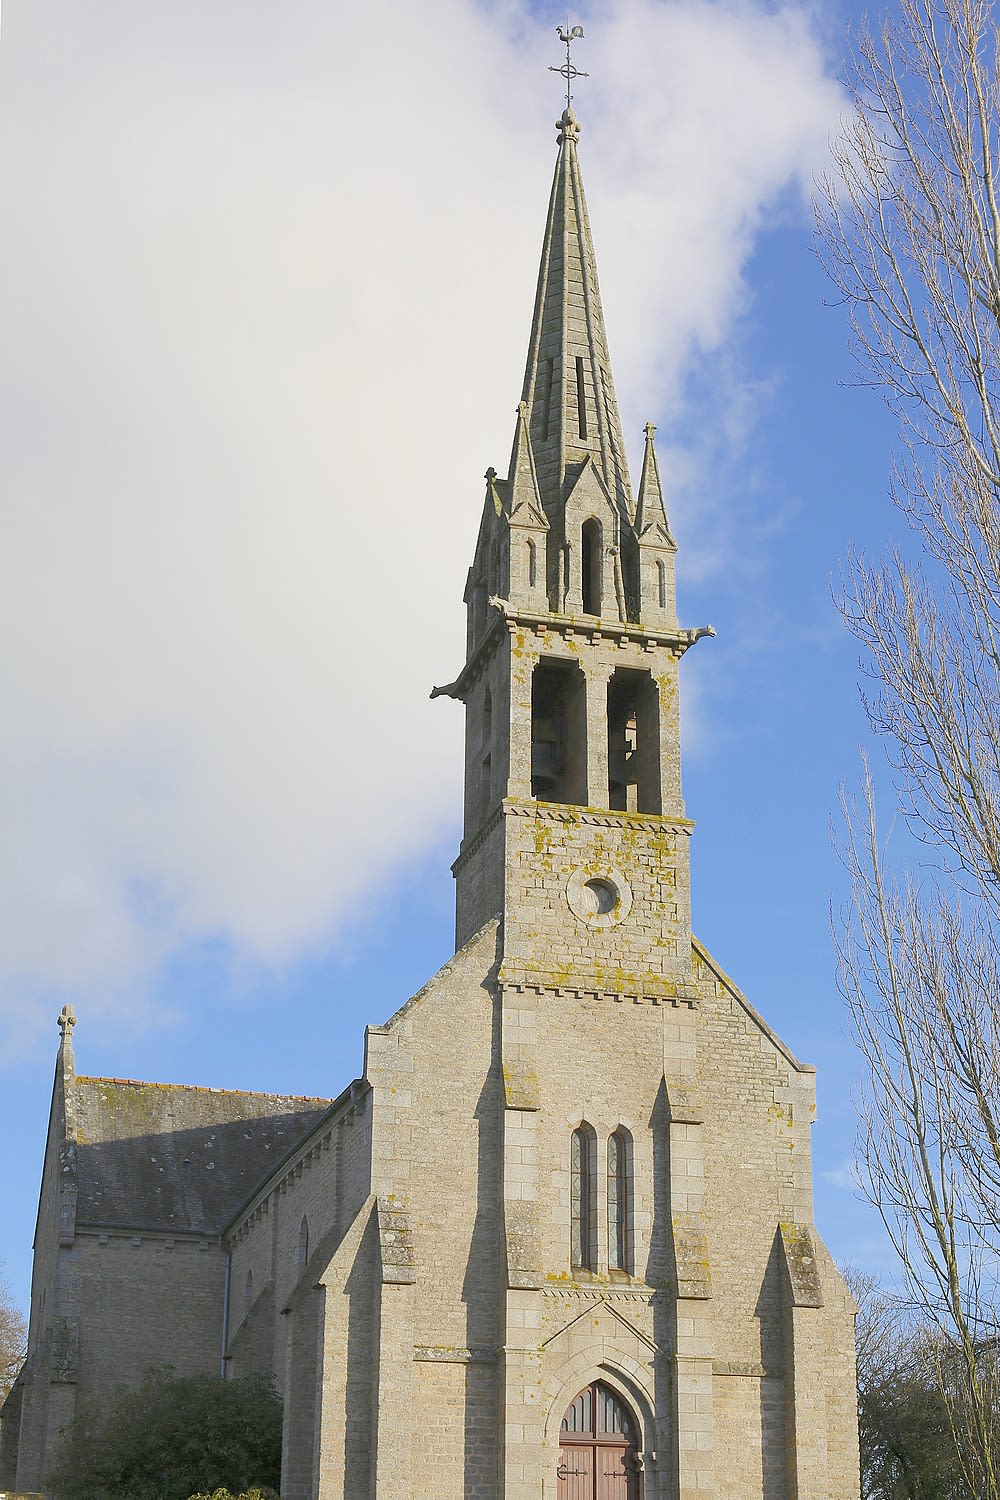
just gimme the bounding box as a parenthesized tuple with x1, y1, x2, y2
(225, 1085, 372, 1389)
(361, 921, 503, 1500)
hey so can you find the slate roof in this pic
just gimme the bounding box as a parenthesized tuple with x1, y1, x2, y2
(73, 1076, 331, 1234)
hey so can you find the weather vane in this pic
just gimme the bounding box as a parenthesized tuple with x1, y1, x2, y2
(549, 23, 588, 111)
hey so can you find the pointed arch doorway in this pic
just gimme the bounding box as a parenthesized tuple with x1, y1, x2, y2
(557, 1380, 639, 1498)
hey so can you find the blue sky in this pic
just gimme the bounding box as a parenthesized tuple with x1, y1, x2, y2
(0, 0, 905, 1311)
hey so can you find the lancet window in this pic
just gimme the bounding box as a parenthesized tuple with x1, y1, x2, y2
(608, 1128, 632, 1272)
(581, 518, 603, 617)
(570, 1125, 596, 1271)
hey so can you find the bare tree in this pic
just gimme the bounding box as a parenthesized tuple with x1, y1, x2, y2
(817, 0, 1000, 1492)
(0, 1266, 26, 1405)
(847, 1267, 976, 1500)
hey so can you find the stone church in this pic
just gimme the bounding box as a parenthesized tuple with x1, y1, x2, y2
(1, 104, 859, 1500)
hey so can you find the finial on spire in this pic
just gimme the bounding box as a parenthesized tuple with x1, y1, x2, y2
(58, 1003, 76, 1043)
(557, 107, 581, 145)
(549, 22, 588, 112)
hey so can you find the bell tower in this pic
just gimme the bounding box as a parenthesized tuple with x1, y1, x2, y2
(434, 106, 713, 1002)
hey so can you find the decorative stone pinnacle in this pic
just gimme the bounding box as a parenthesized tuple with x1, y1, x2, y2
(557, 107, 581, 144)
(485, 467, 497, 481)
(58, 1003, 77, 1041)
(644, 422, 657, 440)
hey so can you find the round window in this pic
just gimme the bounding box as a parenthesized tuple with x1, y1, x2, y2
(581, 878, 618, 915)
(566, 866, 633, 928)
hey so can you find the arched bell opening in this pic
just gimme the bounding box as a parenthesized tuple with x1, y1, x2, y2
(607, 668, 661, 815)
(558, 1380, 640, 1498)
(531, 658, 587, 805)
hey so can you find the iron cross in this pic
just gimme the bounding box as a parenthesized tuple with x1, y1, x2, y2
(549, 23, 588, 110)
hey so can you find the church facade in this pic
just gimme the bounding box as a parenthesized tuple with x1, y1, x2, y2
(1, 107, 860, 1500)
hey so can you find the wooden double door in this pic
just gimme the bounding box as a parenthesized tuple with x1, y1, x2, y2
(557, 1381, 639, 1499)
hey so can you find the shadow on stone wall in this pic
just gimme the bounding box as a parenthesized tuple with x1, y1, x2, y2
(461, 967, 503, 1494)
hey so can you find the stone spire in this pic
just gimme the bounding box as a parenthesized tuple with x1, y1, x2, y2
(635, 422, 673, 544)
(519, 108, 632, 522)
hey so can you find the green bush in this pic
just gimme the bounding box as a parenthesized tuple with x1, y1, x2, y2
(188, 1490, 279, 1500)
(47, 1368, 282, 1500)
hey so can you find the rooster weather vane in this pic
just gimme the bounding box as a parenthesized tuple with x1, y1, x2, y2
(550, 23, 588, 110)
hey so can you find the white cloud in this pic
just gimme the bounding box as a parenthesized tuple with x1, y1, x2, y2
(822, 1158, 861, 1192)
(0, 0, 844, 1045)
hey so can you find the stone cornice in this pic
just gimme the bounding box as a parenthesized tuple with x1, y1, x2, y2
(504, 798, 694, 833)
(452, 798, 694, 877)
(496, 604, 711, 656)
(434, 603, 713, 704)
(497, 973, 699, 1007)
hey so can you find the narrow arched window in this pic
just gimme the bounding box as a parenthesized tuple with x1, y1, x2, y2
(527, 537, 537, 590)
(470, 578, 486, 646)
(480, 689, 493, 823)
(575, 356, 588, 439)
(571, 1126, 594, 1270)
(245, 1268, 254, 1317)
(482, 688, 493, 752)
(657, 558, 667, 610)
(581, 519, 602, 616)
(297, 1215, 310, 1266)
(608, 1129, 632, 1272)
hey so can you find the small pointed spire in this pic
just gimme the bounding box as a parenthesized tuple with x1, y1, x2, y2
(635, 422, 674, 542)
(506, 402, 548, 525)
(484, 466, 504, 518)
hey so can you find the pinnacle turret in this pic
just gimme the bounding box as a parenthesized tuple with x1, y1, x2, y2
(635, 423, 674, 544)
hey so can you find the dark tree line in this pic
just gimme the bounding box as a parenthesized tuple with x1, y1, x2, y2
(852, 1269, 998, 1500)
(46, 1369, 282, 1500)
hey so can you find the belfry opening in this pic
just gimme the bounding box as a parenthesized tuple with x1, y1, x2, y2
(531, 658, 587, 804)
(608, 668, 660, 814)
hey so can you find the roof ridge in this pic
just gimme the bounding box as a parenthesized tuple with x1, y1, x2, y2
(76, 1075, 333, 1102)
